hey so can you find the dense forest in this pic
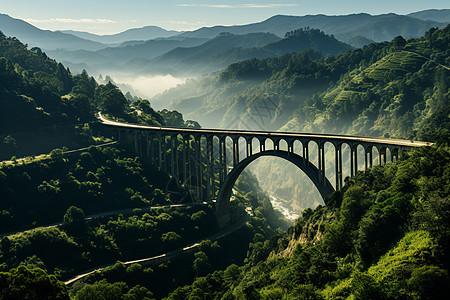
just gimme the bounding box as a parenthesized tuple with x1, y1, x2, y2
(0, 30, 286, 299)
(0, 20, 449, 300)
(0, 30, 194, 160)
(166, 144, 450, 299)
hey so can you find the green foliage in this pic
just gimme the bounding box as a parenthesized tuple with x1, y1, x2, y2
(0, 146, 172, 232)
(99, 85, 129, 116)
(72, 279, 153, 300)
(165, 145, 450, 299)
(63, 206, 86, 236)
(0, 266, 69, 299)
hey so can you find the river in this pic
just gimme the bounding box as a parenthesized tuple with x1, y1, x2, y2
(269, 193, 301, 221)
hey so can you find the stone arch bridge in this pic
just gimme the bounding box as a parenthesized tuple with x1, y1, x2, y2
(97, 113, 431, 227)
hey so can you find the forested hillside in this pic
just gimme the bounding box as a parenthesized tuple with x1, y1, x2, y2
(146, 29, 352, 76)
(0, 29, 191, 160)
(0, 31, 287, 299)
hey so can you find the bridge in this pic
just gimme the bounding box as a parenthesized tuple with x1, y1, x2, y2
(97, 113, 432, 227)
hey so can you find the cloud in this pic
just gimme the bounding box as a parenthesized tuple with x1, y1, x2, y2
(177, 3, 298, 8)
(168, 20, 206, 25)
(24, 18, 115, 24)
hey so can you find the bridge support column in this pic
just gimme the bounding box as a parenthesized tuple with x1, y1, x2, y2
(170, 136, 175, 176)
(134, 132, 139, 155)
(182, 135, 187, 185)
(207, 137, 215, 200)
(335, 144, 343, 190)
(365, 146, 373, 171)
(351, 145, 358, 177)
(145, 133, 150, 161)
(274, 139, 279, 151)
(318, 143, 325, 184)
(174, 135, 180, 179)
(222, 137, 227, 181)
(197, 136, 203, 201)
(186, 136, 192, 197)
(162, 136, 168, 172)
(391, 148, 399, 162)
(288, 140, 294, 155)
(149, 135, 155, 165)
(259, 139, 265, 153)
(246, 139, 252, 158)
(219, 138, 223, 187)
(233, 138, 239, 166)
(303, 142, 309, 165)
(379, 147, 387, 165)
(158, 135, 162, 170)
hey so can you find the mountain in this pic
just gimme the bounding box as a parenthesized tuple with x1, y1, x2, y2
(61, 26, 179, 45)
(179, 13, 446, 47)
(0, 14, 106, 51)
(145, 32, 280, 74)
(46, 36, 209, 74)
(264, 28, 353, 55)
(142, 29, 352, 76)
(408, 9, 450, 23)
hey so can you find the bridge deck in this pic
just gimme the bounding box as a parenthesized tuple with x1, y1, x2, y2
(97, 113, 431, 148)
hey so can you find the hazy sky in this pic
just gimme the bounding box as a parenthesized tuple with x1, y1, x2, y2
(3, 0, 449, 34)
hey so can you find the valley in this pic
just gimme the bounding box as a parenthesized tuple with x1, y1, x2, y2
(0, 6, 449, 299)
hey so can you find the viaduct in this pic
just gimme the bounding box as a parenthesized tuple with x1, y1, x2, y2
(97, 113, 431, 227)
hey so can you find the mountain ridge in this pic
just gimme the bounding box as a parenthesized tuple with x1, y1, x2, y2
(0, 14, 107, 51)
(61, 26, 179, 45)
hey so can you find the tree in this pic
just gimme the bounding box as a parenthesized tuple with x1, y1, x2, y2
(161, 231, 181, 245)
(0, 266, 69, 300)
(100, 87, 128, 115)
(63, 206, 86, 235)
(192, 251, 211, 277)
(392, 36, 407, 50)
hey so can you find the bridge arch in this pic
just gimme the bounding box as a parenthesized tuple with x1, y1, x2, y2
(216, 150, 335, 227)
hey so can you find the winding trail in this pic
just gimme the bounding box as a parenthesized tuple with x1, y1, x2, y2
(0, 202, 211, 239)
(64, 213, 249, 285)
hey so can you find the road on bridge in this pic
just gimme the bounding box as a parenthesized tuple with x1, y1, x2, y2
(97, 113, 431, 148)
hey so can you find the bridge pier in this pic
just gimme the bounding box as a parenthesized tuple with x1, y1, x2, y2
(335, 144, 343, 190)
(379, 147, 387, 165)
(318, 143, 325, 184)
(303, 142, 309, 165)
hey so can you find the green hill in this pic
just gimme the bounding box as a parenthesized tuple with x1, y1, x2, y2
(165, 144, 450, 299)
(0, 31, 181, 160)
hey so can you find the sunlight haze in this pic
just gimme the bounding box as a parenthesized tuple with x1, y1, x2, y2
(2, 0, 449, 34)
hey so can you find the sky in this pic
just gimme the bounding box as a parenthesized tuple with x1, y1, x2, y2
(2, 0, 449, 34)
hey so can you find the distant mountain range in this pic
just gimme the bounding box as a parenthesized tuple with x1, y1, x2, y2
(46, 36, 210, 74)
(61, 26, 179, 45)
(0, 10, 448, 76)
(408, 9, 450, 23)
(0, 14, 106, 51)
(179, 13, 447, 46)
